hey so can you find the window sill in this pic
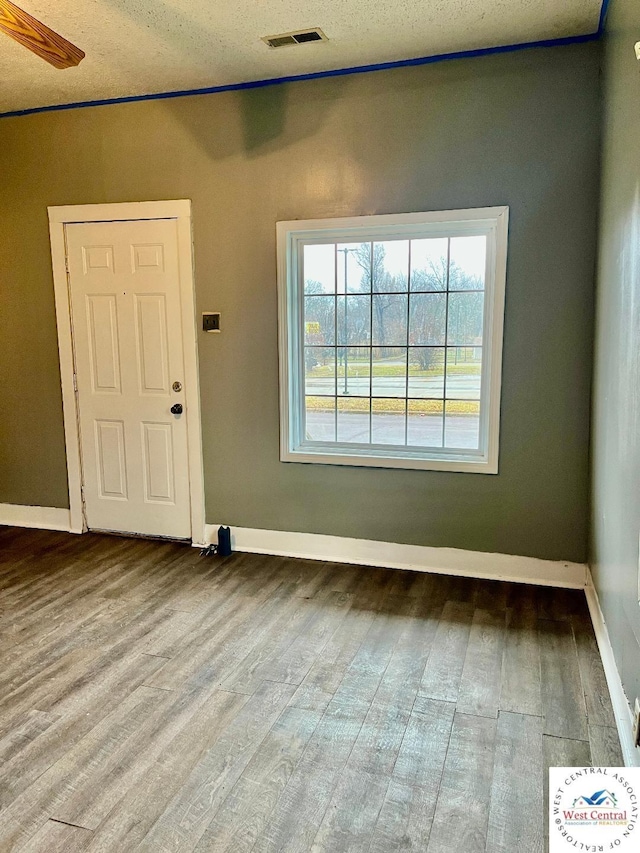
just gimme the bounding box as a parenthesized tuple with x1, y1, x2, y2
(281, 445, 498, 474)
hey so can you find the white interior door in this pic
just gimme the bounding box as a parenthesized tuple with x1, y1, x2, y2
(65, 218, 192, 539)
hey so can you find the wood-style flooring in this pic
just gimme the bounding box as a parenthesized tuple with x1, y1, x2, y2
(0, 526, 622, 853)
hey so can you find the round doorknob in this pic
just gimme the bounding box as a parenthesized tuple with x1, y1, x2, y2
(170, 403, 183, 415)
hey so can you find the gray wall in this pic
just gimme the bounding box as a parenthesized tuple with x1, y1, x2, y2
(591, 0, 640, 713)
(0, 44, 601, 561)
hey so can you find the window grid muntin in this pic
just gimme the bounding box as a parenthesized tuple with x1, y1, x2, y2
(303, 347, 482, 397)
(368, 241, 374, 444)
(441, 238, 452, 446)
(302, 234, 486, 453)
(404, 239, 411, 445)
(333, 244, 338, 441)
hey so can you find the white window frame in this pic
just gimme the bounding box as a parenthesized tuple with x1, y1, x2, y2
(276, 206, 509, 474)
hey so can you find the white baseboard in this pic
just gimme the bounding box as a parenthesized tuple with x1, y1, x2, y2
(202, 524, 587, 588)
(0, 503, 74, 533)
(585, 570, 640, 768)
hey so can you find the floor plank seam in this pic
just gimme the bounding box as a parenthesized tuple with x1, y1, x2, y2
(497, 709, 544, 720)
(48, 817, 94, 830)
(543, 732, 591, 745)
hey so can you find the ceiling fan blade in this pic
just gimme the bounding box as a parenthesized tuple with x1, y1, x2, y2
(0, 0, 84, 69)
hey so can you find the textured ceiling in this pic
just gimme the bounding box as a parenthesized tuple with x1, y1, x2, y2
(0, 0, 602, 114)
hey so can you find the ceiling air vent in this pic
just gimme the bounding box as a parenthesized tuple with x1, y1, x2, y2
(262, 28, 328, 49)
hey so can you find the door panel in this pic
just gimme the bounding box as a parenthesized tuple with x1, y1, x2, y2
(141, 422, 175, 503)
(66, 218, 191, 539)
(132, 243, 164, 271)
(134, 294, 170, 394)
(82, 245, 114, 272)
(95, 420, 127, 499)
(86, 294, 121, 393)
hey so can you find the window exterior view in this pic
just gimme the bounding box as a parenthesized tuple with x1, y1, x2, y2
(277, 208, 509, 472)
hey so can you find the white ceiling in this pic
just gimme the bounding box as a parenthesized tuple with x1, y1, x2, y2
(0, 0, 602, 114)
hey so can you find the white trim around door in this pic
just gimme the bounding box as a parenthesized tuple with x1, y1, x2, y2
(48, 200, 205, 544)
(0, 504, 72, 532)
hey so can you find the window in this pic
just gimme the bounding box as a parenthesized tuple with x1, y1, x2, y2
(277, 207, 508, 473)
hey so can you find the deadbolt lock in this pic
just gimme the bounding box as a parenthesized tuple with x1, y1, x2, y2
(172, 381, 182, 392)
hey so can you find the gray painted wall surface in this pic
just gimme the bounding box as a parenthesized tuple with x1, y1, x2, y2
(0, 44, 601, 561)
(592, 0, 640, 714)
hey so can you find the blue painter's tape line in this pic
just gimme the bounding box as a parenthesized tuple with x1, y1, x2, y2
(598, 0, 612, 35)
(0, 28, 602, 120)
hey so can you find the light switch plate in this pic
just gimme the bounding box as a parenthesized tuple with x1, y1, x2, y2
(203, 312, 221, 333)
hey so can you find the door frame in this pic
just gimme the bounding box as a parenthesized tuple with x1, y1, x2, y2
(48, 199, 206, 544)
